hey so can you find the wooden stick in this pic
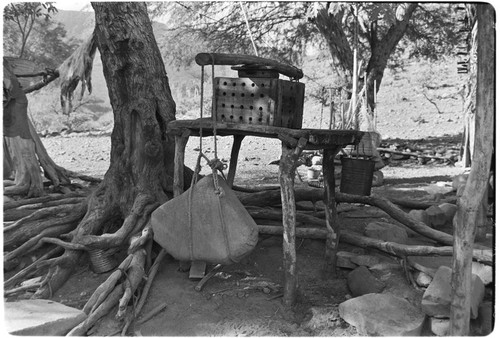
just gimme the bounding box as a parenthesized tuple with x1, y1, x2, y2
(322, 146, 342, 273)
(4, 282, 42, 296)
(377, 148, 453, 162)
(83, 254, 134, 314)
(137, 302, 168, 324)
(4, 246, 63, 288)
(121, 249, 167, 335)
(40, 237, 88, 251)
(227, 135, 245, 188)
(194, 53, 303, 79)
(257, 225, 492, 264)
(116, 249, 147, 319)
(195, 264, 223, 291)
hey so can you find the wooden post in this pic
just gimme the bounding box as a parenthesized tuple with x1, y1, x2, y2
(173, 130, 190, 197)
(174, 130, 191, 272)
(450, 4, 494, 335)
(278, 137, 307, 307)
(227, 135, 245, 187)
(322, 146, 342, 274)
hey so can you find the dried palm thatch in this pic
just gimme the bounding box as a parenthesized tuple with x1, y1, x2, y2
(57, 32, 97, 115)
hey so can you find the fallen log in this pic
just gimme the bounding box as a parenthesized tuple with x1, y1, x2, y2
(336, 192, 456, 247)
(257, 225, 492, 264)
(377, 148, 454, 162)
(238, 187, 456, 211)
(239, 188, 455, 246)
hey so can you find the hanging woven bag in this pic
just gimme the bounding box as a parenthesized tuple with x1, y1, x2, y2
(151, 174, 259, 265)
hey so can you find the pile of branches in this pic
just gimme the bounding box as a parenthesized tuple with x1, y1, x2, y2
(378, 138, 463, 165)
(4, 184, 492, 335)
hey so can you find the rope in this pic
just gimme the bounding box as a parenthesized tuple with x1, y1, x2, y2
(239, 2, 259, 56)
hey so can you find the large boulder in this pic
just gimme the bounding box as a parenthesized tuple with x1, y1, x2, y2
(4, 299, 87, 336)
(347, 266, 385, 297)
(339, 293, 426, 336)
(364, 221, 408, 244)
(471, 261, 493, 285)
(349, 254, 382, 268)
(430, 317, 450, 336)
(425, 205, 447, 228)
(408, 209, 430, 227)
(336, 251, 358, 269)
(438, 203, 458, 223)
(421, 266, 485, 319)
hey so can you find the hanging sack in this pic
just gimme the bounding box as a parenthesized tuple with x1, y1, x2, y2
(151, 174, 258, 265)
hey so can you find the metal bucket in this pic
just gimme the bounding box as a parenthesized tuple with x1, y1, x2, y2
(89, 249, 117, 274)
(340, 157, 375, 196)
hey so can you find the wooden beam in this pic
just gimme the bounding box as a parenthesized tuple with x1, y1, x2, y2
(322, 146, 342, 273)
(227, 135, 245, 187)
(194, 53, 304, 80)
(450, 4, 495, 335)
(278, 137, 307, 307)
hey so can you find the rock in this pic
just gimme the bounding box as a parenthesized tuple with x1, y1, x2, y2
(364, 221, 408, 244)
(311, 156, 322, 165)
(350, 254, 381, 268)
(425, 205, 447, 227)
(339, 293, 426, 336)
(347, 266, 385, 297)
(372, 171, 384, 186)
(471, 261, 493, 285)
(336, 251, 358, 269)
(4, 299, 87, 336)
(414, 271, 433, 287)
(432, 192, 445, 202)
(408, 209, 430, 226)
(430, 317, 450, 336)
(421, 266, 485, 318)
(452, 174, 468, 191)
(438, 203, 457, 223)
(476, 301, 493, 335)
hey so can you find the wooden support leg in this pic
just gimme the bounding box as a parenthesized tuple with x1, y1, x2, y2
(173, 130, 190, 197)
(322, 147, 342, 274)
(174, 131, 191, 272)
(279, 137, 307, 307)
(227, 135, 245, 188)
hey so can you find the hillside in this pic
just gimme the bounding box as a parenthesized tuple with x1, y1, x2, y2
(32, 10, 465, 140)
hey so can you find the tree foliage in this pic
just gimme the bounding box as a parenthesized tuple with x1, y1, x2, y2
(159, 2, 460, 83)
(3, 2, 58, 58)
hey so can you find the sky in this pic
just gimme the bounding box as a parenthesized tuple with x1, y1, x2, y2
(54, 1, 92, 11)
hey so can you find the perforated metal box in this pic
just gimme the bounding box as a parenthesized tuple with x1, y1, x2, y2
(214, 77, 304, 129)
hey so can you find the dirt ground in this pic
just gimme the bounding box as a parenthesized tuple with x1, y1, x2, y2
(16, 128, 493, 336)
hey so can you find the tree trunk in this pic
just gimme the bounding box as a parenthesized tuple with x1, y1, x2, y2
(314, 7, 353, 86)
(33, 2, 177, 298)
(364, 3, 418, 112)
(450, 4, 494, 335)
(3, 59, 43, 197)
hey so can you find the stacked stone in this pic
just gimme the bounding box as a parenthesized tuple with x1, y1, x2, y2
(336, 220, 493, 336)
